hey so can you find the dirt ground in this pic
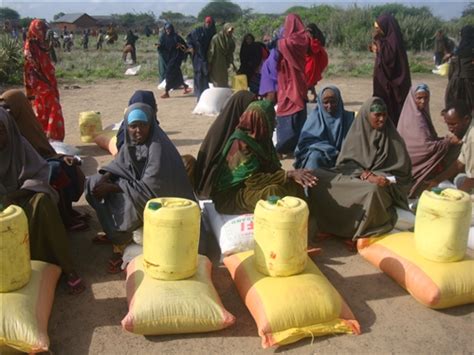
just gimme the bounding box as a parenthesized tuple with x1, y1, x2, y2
(5, 74, 474, 354)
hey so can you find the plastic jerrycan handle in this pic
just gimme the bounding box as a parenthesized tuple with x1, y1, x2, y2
(162, 200, 193, 208)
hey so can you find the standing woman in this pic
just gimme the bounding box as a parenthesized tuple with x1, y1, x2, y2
(445, 25, 474, 113)
(24, 19, 66, 141)
(123, 29, 139, 64)
(371, 13, 411, 127)
(208, 23, 236, 88)
(186, 16, 217, 100)
(275, 13, 310, 156)
(304, 23, 328, 103)
(158, 23, 191, 99)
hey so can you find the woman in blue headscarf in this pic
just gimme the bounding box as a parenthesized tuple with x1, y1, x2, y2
(294, 86, 354, 169)
(86, 102, 195, 272)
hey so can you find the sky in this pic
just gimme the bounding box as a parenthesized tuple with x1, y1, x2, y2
(3, 0, 470, 21)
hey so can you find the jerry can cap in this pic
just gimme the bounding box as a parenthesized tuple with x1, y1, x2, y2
(267, 195, 281, 204)
(148, 202, 162, 210)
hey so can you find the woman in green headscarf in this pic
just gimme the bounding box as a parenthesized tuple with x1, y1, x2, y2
(207, 23, 236, 87)
(211, 100, 317, 214)
(309, 97, 412, 240)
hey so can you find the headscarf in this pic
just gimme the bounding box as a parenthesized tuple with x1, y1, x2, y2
(102, 103, 195, 229)
(116, 90, 159, 150)
(239, 33, 264, 79)
(373, 13, 411, 107)
(277, 13, 310, 116)
(335, 97, 412, 205)
(306, 23, 326, 46)
(456, 25, 474, 58)
(214, 100, 281, 193)
(294, 86, 354, 169)
(0, 108, 58, 202)
(0, 89, 57, 158)
(194, 91, 255, 198)
(397, 84, 451, 196)
(25, 19, 48, 50)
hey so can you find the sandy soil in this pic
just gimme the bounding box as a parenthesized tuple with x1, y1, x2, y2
(6, 74, 474, 354)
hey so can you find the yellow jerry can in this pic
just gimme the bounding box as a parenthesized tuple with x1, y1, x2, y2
(0, 205, 31, 292)
(254, 196, 309, 277)
(232, 74, 248, 92)
(79, 111, 102, 143)
(143, 198, 200, 280)
(415, 188, 472, 262)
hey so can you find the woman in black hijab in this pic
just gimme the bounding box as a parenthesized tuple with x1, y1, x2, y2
(371, 13, 411, 126)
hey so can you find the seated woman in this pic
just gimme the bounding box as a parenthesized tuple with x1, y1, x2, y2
(85, 102, 195, 273)
(397, 84, 461, 198)
(210, 100, 317, 214)
(1, 89, 88, 231)
(308, 97, 412, 240)
(194, 90, 256, 199)
(294, 86, 354, 170)
(0, 108, 84, 294)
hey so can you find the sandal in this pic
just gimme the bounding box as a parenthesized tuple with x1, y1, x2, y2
(183, 87, 192, 95)
(107, 253, 123, 274)
(160, 92, 170, 99)
(92, 232, 112, 245)
(66, 274, 85, 295)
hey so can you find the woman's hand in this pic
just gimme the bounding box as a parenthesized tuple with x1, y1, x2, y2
(287, 169, 318, 188)
(360, 170, 390, 187)
(92, 181, 121, 200)
(448, 134, 461, 145)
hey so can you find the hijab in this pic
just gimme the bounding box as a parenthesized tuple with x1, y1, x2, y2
(294, 86, 354, 169)
(103, 103, 195, 229)
(0, 108, 58, 202)
(214, 100, 281, 193)
(0, 89, 57, 158)
(116, 90, 158, 151)
(336, 97, 412, 188)
(397, 84, 451, 195)
(277, 13, 309, 116)
(194, 91, 255, 198)
(456, 25, 474, 58)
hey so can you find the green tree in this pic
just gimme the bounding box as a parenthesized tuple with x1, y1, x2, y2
(461, 3, 474, 17)
(159, 11, 185, 22)
(197, 0, 242, 24)
(0, 7, 20, 21)
(53, 12, 65, 21)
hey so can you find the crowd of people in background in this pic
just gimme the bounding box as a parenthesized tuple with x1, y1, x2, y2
(0, 13, 472, 295)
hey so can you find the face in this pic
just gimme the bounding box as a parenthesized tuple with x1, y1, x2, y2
(127, 121, 151, 144)
(245, 35, 254, 45)
(0, 122, 8, 150)
(322, 89, 338, 116)
(414, 91, 430, 111)
(444, 109, 470, 138)
(165, 27, 171, 35)
(368, 111, 387, 130)
(374, 23, 384, 37)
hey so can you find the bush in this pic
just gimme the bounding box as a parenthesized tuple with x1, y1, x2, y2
(0, 35, 23, 84)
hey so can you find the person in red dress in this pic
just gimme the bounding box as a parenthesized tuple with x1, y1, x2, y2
(24, 19, 66, 141)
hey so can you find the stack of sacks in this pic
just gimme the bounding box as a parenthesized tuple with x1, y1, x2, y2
(358, 188, 474, 309)
(121, 198, 235, 334)
(0, 206, 61, 353)
(224, 196, 360, 348)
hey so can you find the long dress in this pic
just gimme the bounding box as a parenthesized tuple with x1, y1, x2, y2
(186, 19, 216, 100)
(275, 13, 310, 154)
(208, 23, 235, 87)
(85, 103, 195, 244)
(309, 97, 412, 239)
(445, 25, 474, 112)
(398, 85, 459, 198)
(194, 91, 255, 199)
(294, 86, 354, 169)
(23, 19, 66, 141)
(159, 23, 188, 92)
(372, 13, 411, 127)
(211, 100, 303, 214)
(0, 108, 75, 274)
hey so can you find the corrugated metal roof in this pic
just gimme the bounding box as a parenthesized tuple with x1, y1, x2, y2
(54, 13, 88, 23)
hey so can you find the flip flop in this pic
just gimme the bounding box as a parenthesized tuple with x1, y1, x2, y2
(66, 274, 85, 295)
(107, 254, 123, 274)
(92, 232, 112, 245)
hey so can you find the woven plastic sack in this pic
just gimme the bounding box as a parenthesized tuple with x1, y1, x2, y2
(0, 261, 61, 353)
(121, 255, 235, 335)
(358, 232, 474, 309)
(93, 130, 118, 156)
(224, 251, 360, 348)
(192, 88, 233, 116)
